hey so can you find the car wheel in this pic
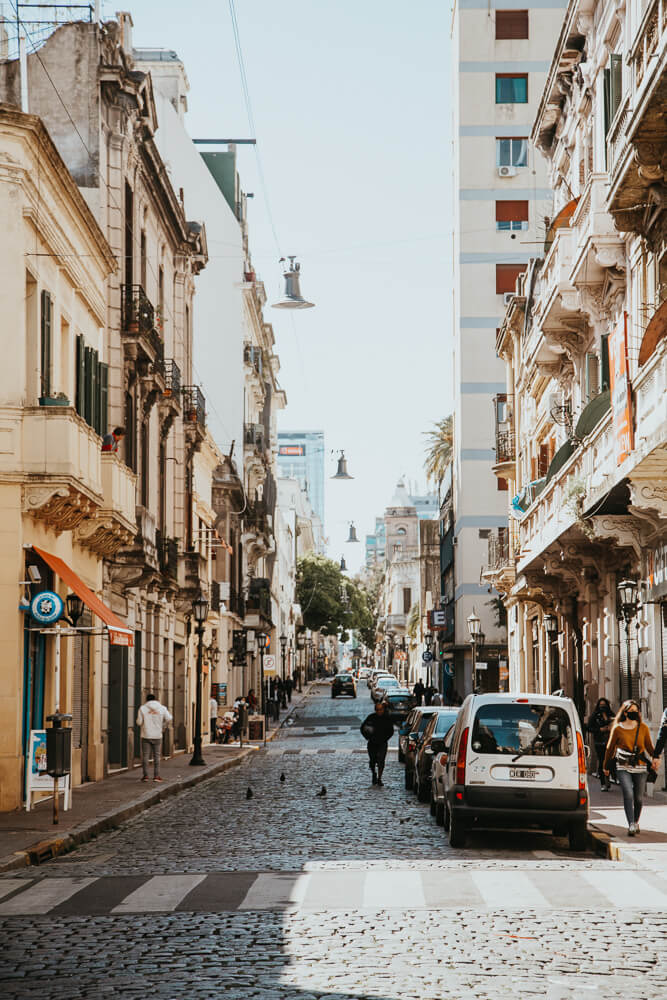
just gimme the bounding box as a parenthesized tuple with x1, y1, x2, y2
(568, 822, 587, 852)
(435, 801, 445, 827)
(331, 693, 336, 699)
(448, 811, 466, 848)
(443, 800, 450, 832)
(429, 794, 436, 817)
(398, 747, 405, 763)
(405, 767, 413, 790)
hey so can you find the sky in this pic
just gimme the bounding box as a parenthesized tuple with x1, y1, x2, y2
(127, 0, 454, 574)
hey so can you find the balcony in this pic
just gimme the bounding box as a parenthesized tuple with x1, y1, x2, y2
(19, 407, 103, 531)
(493, 393, 515, 477)
(228, 586, 246, 619)
(244, 422, 265, 453)
(570, 174, 625, 288)
(534, 228, 579, 333)
(156, 532, 179, 581)
(245, 499, 269, 535)
(121, 285, 164, 378)
(386, 613, 407, 629)
(163, 360, 182, 401)
(182, 387, 206, 453)
(483, 527, 518, 597)
(246, 577, 272, 624)
(243, 344, 263, 377)
(76, 453, 137, 557)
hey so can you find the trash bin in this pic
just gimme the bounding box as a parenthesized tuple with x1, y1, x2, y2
(46, 713, 72, 778)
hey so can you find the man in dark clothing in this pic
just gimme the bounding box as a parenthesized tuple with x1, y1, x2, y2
(424, 685, 435, 706)
(360, 701, 394, 787)
(652, 708, 667, 772)
(413, 680, 425, 706)
(285, 677, 293, 703)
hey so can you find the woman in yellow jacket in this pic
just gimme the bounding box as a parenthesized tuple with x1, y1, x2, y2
(603, 700, 655, 837)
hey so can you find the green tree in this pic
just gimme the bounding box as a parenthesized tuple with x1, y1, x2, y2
(423, 414, 453, 486)
(296, 554, 373, 642)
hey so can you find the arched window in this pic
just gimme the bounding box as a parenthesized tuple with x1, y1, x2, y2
(397, 526, 407, 536)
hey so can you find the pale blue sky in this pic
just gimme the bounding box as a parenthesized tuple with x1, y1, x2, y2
(129, 0, 453, 572)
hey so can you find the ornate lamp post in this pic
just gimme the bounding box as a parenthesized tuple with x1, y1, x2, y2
(279, 633, 288, 679)
(306, 637, 313, 681)
(543, 613, 559, 693)
(618, 579, 640, 701)
(296, 633, 305, 691)
(466, 608, 481, 693)
(190, 592, 209, 766)
(257, 631, 269, 719)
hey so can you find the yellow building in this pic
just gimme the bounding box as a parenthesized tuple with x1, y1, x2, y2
(0, 104, 135, 811)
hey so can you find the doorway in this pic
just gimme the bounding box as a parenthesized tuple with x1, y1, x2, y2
(108, 645, 129, 768)
(22, 626, 46, 798)
(173, 642, 186, 749)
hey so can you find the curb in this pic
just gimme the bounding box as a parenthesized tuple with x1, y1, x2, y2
(0, 750, 250, 875)
(588, 825, 617, 860)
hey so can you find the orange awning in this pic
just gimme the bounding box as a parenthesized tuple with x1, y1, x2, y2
(638, 298, 667, 367)
(33, 546, 134, 646)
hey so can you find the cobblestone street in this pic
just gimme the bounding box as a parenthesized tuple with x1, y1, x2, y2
(1, 686, 667, 999)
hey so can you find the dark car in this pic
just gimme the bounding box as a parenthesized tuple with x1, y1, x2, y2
(331, 673, 357, 698)
(402, 707, 441, 789)
(413, 708, 460, 802)
(383, 689, 415, 724)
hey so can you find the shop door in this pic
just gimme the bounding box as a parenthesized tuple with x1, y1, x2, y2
(173, 642, 186, 749)
(618, 624, 638, 703)
(108, 645, 128, 768)
(22, 627, 46, 797)
(72, 632, 90, 781)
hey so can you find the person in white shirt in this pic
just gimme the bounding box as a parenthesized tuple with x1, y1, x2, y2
(136, 694, 172, 781)
(210, 696, 219, 744)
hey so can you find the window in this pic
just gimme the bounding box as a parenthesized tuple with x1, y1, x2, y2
(601, 333, 610, 389)
(125, 390, 136, 471)
(403, 588, 412, 614)
(397, 526, 407, 536)
(496, 138, 528, 167)
(496, 263, 526, 295)
(75, 334, 108, 436)
(40, 290, 52, 398)
(603, 54, 623, 138)
(496, 10, 528, 38)
(496, 200, 529, 232)
(497, 477, 508, 491)
(496, 74, 528, 103)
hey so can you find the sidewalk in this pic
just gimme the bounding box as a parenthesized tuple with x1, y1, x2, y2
(588, 776, 667, 871)
(0, 682, 314, 874)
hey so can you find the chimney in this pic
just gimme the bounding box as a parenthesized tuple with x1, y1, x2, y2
(117, 11, 134, 54)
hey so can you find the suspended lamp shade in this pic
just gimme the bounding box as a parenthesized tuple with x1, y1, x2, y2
(346, 522, 359, 543)
(332, 451, 353, 480)
(271, 256, 315, 309)
(66, 592, 85, 626)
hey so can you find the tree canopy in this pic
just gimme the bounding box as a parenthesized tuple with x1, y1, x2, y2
(296, 553, 375, 645)
(423, 414, 453, 485)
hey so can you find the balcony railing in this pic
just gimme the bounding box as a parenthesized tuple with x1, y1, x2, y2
(156, 531, 179, 580)
(243, 344, 263, 376)
(496, 430, 515, 464)
(247, 578, 271, 619)
(487, 527, 518, 571)
(229, 586, 246, 619)
(245, 499, 269, 535)
(244, 422, 265, 451)
(182, 386, 206, 429)
(164, 359, 182, 400)
(122, 284, 155, 334)
(632, 0, 667, 88)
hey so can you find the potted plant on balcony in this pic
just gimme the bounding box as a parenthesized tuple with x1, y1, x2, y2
(39, 391, 70, 407)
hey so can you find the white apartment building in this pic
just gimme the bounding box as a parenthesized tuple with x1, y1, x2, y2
(451, 2, 567, 695)
(489, 0, 667, 732)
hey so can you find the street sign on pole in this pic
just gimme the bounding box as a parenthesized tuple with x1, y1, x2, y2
(422, 650, 433, 663)
(264, 654, 276, 676)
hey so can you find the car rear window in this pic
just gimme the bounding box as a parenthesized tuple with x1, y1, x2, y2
(434, 711, 459, 734)
(471, 703, 574, 757)
(416, 711, 437, 735)
(387, 693, 409, 703)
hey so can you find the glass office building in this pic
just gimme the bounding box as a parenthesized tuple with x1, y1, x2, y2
(277, 430, 325, 526)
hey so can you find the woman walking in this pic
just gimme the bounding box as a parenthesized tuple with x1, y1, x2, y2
(586, 698, 614, 790)
(603, 700, 655, 837)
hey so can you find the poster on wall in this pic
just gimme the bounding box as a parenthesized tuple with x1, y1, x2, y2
(608, 312, 634, 466)
(25, 730, 71, 812)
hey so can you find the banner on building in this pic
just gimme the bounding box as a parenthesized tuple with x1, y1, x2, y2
(608, 312, 634, 466)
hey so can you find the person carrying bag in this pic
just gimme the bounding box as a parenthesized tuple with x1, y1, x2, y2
(603, 700, 655, 837)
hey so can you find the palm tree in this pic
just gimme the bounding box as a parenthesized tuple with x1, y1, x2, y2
(423, 414, 453, 485)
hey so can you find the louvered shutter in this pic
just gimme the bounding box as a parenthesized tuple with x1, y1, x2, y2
(99, 363, 109, 437)
(75, 334, 85, 416)
(40, 291, 52, 398)
(585, 353, 600, 400)
(495, 10, 528, 39)
(601, 334, 610, 389)
(496, 201, 529, 222)
(91, 348, 100, 433)
(83, 346, 93, 425)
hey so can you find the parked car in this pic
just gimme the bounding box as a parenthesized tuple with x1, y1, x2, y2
(383, 689, 415, 724)
(372, 676, 401, 702)
(431, 723, 456, 825)
(413, 707, 460, 802)
(443, 693, 589, 850)
(368, 669, 392, 689)
(331, 673, 357, 698)
(402, 707, 441, 789)
(357, 666, 370, 681)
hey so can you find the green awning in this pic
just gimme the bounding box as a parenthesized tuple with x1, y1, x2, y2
(546, 439, 577, 483)
(574, 389, 611, 439)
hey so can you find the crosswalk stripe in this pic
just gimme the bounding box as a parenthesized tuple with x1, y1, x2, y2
(0, 879, 32, 903)
(111, 874, 206, 913)
(529, 870, 611, 909)
(302, 869, 364, 909)
(471, 870, 551, 909)
(0, 877, 95, 915)
(580, 869, 667, 909)
(363, 869, 425, 909)
(420, 870, 486, 908)
(238, 872, 309, 909)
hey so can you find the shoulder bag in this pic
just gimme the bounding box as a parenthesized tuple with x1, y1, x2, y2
(615, 721, 641, 768)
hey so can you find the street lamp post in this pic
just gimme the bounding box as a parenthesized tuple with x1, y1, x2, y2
(467, 609, 481, 693)
(296, 633, 305, 691)
(543, 613, 559, 693)
(279, 633, 288, 708)
(190, 592, 209, 766)
(618, 579, 639, 701)
(257, 631, 269, 727)
(425, 631, 433, 687)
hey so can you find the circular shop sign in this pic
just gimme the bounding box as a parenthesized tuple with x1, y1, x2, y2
(422, 650, 434, 663)
(30, 590, 64, 625)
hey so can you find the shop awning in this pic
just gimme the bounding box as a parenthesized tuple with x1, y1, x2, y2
(574, 389, 611, 440)
(33, 546, 133, 646)
(546, 438, 577, 483)
(638, 298, 667, 367)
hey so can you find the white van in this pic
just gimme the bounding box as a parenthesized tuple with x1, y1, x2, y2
(443, 693, 589, 851)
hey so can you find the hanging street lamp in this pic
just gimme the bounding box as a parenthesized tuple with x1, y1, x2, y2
(271, 256, 315, 309)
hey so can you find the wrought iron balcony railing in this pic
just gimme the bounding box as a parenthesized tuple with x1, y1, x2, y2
(244, 422, 265, 451)
(495, 429, 515, 464)
(164, 359, 182, 400)
(182, 386, 206, 428)
(229, 586, 245, 619)
(210, 580, 221, 613)
(122, 284, 155, 335)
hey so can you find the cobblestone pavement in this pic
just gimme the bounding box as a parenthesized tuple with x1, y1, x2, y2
(1, 685, 667, 999)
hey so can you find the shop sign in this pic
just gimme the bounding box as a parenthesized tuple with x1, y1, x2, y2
(429, 609, 447, 629)
(646, 540, 667, 601)
(608, 312, 634, 466)
(30, 591, 64, 625)
(476, 661, 488, 671)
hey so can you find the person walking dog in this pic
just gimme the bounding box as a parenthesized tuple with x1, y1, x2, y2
(604, 700, 655, 836)
(360, 700, 394, 787)
(136, 693, 172, 782)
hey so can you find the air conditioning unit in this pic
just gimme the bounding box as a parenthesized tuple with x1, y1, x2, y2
(498, 166, 517, 178)
(503, 291, 514, 306)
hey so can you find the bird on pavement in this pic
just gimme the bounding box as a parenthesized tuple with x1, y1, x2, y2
(280, 773, 286, 782)
(246, 787, 253, 800)
(316, 786, 327, 797)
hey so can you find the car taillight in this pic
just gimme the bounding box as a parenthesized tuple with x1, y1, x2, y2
(456, 727, 468, 786)
(576, 731, 586, 792)
(408, 737, 416, 751)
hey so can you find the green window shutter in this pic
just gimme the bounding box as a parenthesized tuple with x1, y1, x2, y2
(99, 363, 109, 437)
(603, 68, 611, 143)
(601, 334, 610, 390)
(40, 291, 52, 398)
(91, 348, 100, 433)
(585, 353, 600, 401)
(83, 346, 93, 426)
(75, 334, 85, 416)
(610, 54, 622, 122)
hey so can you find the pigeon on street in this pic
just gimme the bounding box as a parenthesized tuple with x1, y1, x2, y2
(280, 773, 286, 782)
(246, 787, 253, 800)
(316, 786, 327, 797)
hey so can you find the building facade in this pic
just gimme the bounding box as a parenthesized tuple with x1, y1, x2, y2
(277, 431, 325, 527)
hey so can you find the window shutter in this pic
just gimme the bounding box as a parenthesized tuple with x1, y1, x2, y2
(496, 263, 526, 294)
(99, 363, 109, 437)
(83, 346, 93, 426)
(610, 54, 622, 122)
(603, 68, 611, 141)
(75, 334, 85, 416)
(91, 349, 100, 433)
(495, 10, 528, 39)
(496, 200, 529, 222)
(40, 290, 52, 398)
(585, 353, 600, 400)
(601, 334, 610, 389)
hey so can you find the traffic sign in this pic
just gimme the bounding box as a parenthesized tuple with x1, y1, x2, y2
(422, 650, 433, 663)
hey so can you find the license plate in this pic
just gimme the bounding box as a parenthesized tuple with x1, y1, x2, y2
(509, 767, 537, 780)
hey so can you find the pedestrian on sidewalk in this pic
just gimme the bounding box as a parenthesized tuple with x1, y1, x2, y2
(210, 696, 219, 744)
(285, 676, 293, 703)
(651, 707, 667, 774)
(603, 700, 655, 837)
(136, 694, 172, 782)
(247, 688, 258, 712)
(586, 697, 615, 790)
(360, 700, 394, 787)
(413, 680, 425, 706)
